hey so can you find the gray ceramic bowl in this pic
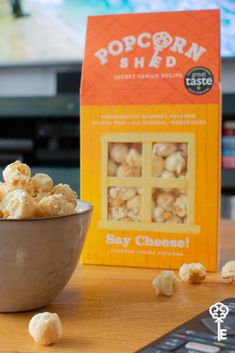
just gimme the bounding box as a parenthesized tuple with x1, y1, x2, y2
(0, 200, 93, 312)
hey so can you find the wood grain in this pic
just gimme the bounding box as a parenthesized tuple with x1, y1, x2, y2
(0, 219, 234, 353)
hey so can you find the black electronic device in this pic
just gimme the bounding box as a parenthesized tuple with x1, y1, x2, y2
(136, 298, 235, 353)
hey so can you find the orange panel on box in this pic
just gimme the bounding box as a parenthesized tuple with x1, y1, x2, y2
(80, 10, 221, 271)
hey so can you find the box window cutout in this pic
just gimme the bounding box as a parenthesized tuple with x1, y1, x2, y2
(152, 188, 187, 224)
(108, 187, 142, 222)
(152, 142, 187, 178)
(100, 133, 199, 234)
(108, 142, 142, 177)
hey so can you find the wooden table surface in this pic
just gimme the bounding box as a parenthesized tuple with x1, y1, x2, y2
(0, 219, 234, 353)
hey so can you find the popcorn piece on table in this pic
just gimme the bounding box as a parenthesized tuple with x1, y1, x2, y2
(1, 190, 41, 219)
(221, 261, 235, 284)
(179, 263, 206, 284)
(152, 271, 180, 296)
(29, 312, 62, 346)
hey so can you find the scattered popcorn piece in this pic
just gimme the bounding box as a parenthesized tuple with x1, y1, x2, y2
(1, 190, 41, 219)
(165, 151, 186, 176)
(51, 183, 77, 207)
(221, 261, 235, 284)
(32, 173, 53, 193)
(28, 312, 62, 346)
(152, 143, 177, 158)
(2, 160, 31, 187)
(108, 160, 118, 176)
(126, 148, 142, 168)
(152, 271, 180, 296)
(179, 263, 206, 284)
(110, 143, 128, 163)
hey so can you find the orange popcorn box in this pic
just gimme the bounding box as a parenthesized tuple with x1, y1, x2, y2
(80, 10, 221, 270)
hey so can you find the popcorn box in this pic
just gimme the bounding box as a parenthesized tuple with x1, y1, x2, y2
(80, 10, 221, 270)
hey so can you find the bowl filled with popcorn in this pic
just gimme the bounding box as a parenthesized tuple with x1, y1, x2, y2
(0, 161, 92, 312)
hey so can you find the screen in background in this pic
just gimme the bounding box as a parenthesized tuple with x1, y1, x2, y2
(0, 0, 234, 64)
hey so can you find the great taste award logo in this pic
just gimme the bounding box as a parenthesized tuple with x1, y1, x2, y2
(209, 302, 230, 341)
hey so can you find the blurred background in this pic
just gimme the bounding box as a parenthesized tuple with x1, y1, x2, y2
(0, 0, 235, 217)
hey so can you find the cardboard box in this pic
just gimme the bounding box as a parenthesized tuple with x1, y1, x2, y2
(80, 10, 221, 270)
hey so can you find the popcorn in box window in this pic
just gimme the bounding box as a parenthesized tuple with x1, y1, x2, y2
(108, 187, 141, 222)
(108, 142, 142, 177)
(152, 188, 187, 224)
(152, 143, 187, 178)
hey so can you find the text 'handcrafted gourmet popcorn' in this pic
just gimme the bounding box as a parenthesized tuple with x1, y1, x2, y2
(80, 10, 221, 270)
